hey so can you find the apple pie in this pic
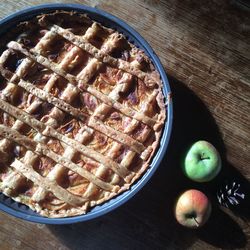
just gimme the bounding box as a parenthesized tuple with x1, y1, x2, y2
(0, 11, 166, 217)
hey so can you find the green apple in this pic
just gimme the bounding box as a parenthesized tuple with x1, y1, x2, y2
(183, 140, 221, 182)
(175, 189, 211, 228)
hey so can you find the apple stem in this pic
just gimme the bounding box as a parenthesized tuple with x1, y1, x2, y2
(193, 218, 199, 227)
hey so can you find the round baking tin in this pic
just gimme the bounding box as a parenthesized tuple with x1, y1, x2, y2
(0, 3, 173, 224)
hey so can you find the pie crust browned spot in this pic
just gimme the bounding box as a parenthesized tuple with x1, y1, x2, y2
(0, 11, 167, 217)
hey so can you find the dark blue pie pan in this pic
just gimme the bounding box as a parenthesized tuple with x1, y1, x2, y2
(0, 3, 173, 224)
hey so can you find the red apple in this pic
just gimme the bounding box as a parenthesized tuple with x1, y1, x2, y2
(175, 189, 211, 228)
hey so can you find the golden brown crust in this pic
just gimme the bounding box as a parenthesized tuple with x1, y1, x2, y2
(0, 11, 167, 218)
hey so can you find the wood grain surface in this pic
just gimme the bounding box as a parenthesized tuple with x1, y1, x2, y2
(0, 0, 249, 249)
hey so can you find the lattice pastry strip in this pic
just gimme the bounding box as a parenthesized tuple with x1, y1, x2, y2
(0, 98, 127, 179)
(43, 26, 132, 204)
(75, 32, 156, 176)
(0, 124, 117, 192)
(31, 29, 129, 203)
(4, 27, 141, 204)
(73, 31, 135, 198)
(29, 44, 89, 202)
(7, 41, 158, 129)
(10, 149, 88, 207)
(0, 12, 166, 217)
(0, 50, 43, 194)
(51, 25, 160, 87)
(0, 34, 83, 197)
(0, 77, 125, 208)
(0, 29, 135, 203)
(7, 42, 148, 157)
(0, 124, 118, 190)
(33, 86, 106, 203)
(0, 66, 134, 178)
(82, 26, 161, 195)
(0, 31, 58, 156)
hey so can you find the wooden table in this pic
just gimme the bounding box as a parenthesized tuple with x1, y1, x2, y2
(0, 1, 249, 249)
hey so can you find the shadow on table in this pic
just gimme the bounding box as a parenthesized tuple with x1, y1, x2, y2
(48, 77, 248, 250)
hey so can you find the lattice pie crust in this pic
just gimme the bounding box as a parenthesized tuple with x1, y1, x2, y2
(0, 11, 166, 217)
